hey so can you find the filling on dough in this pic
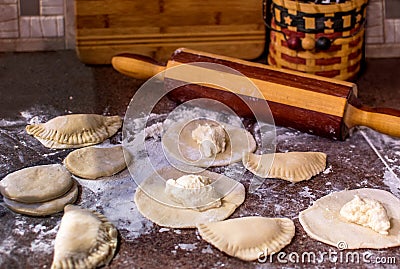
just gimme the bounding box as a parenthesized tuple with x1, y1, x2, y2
(165, 174, 222, 211)
(191, 123, 227, 158)
(340, 195, 391, 235)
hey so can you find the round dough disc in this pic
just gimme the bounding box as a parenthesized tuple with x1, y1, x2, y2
(134, 166, 245, 228)
(3, 180, 79, 216)
(0, 164, 73, 203)
(162, 119, 256, 167)
(299, 188, 400, 249)
(64, 145, 128, 179)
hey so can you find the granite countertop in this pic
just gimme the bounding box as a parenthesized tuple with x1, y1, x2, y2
(0, 51, 399, 268)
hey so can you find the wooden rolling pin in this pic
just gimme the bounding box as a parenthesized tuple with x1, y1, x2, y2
(112, 48, 400, 140)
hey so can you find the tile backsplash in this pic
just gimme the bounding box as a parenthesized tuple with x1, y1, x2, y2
(0, 0, 74, 51)
(0, 0, 399, 58)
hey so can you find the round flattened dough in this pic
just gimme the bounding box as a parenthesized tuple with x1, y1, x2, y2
(134, 166, 245, 228)
(3, 180, 79, 216)
(299, 188, 400, 249)
(0, 164, 73, 203)
(162, 119, 256, 167)
(64, 145, 128, 179)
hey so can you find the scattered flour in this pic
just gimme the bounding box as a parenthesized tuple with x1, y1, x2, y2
(323, 165, 332, 175)
(75, 170, 153, 241)
(175, 243, 198, 251)
(201, 245, 214, 254)
(299, 186, 316, 201)
(383, 170, 400, 198)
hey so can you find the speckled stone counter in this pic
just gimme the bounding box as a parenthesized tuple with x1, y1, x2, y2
(0, 51, 399, 269)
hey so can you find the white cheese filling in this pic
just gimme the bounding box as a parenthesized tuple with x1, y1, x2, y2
(191, 123, 227, 158)
(165, 174, 222, 211)
(340, 195, 391, 235)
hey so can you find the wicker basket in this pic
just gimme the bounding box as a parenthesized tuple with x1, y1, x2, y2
(267, 0, 368, 81)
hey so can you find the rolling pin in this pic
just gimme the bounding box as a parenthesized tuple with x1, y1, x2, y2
(112, 48, 400, 140)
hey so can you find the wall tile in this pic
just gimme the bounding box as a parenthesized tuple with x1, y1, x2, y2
(366, 1, 384, 44)
(30, 16, 42, 38)
(41, 16, 57, 37)
(0, 19, 18, 38)
(19, 16, 65, 38)
(395, 20, 400, 43)
(40, 0, 64, 15)
(384, 19, 396, 43)
(0, 3, 18, 21)
(0, 0, 18, 4)
(41, 6, 64, 15)
(56, 15, 64, 37)
(19, 17, 31, 37)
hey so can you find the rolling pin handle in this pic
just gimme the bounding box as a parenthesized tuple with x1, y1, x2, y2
(345, 104, 400, 138)
(111, 54, 166, 80)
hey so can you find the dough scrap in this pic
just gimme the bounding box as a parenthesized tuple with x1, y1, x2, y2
(299, 188, 400, 249)
(243, 152, 326, 182)
(64, 145, 128, 179)
(51, 205, 118, 269)
(26, 114, 122, 149)
(3, 180, 78, 216)
(162, 119, 256, 167)
(0, 164, 73, 203)
(134, 166, 245, 228)
(197, 216, 295, 261)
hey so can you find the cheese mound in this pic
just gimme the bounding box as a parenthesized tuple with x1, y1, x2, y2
(165, 174, 222, 211)
(191, 123, 227, 158)
(340, 195, 391, 235)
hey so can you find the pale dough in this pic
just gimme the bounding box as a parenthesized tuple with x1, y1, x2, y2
(0, 164, 73, 203)
(134, 166, 245, 228)
(162, 119, 256, 167)
(26, 114, 122, 149)
(3, 180, 78, 216)
(299, 188, 400, 249)
(64, 145, 128, 179)
(243, 152, 326, 182)
(51, 205, 118, 269)
(197, 216, 295, 261)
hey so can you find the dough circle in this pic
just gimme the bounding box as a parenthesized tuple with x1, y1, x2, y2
(162, 119, 256, 167)
(3, 180, 79, 216)
(0, 164, 73, 203)
(64, 145, 128, 179)
(299, 188, 400, 249)
(134, 166, 245, 228)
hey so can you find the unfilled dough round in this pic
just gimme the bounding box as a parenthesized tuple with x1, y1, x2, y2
(0, 164, 73, 203)
(64, 145, 128, 179)
(134, 166, 245, 228)
(162, 119, 256, 167)
(299, 188, 400, 249)
(3, 180, 79, 216)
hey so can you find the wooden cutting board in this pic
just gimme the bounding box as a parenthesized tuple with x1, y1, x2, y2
(74, 0, 266, 64)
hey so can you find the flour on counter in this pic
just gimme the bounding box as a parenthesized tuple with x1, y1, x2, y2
(299, 186, 316, 201)
(201, 245, 214, 254)
(175, 243, 198, 251)
(383, 170, 400, 198)
(75, 170, 153, 241)
(323, 165, 332, 174)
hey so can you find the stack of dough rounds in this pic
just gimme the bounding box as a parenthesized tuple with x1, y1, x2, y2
(0, 164, 78, 216)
